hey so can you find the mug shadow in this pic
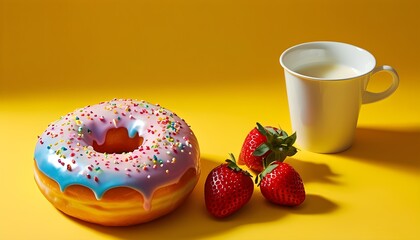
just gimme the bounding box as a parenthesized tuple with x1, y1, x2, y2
(341, 126, 420, 173)
(65, 156, 339, 239)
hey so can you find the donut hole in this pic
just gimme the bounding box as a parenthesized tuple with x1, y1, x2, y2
(92, 127, 143, 154)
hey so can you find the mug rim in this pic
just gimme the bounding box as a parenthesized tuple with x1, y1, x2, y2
(280, 41, 376, 81)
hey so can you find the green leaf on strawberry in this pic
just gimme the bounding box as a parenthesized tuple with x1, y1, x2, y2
(225, 153, 251, 177)
(239, 122, 298, 173)
(253, 143, 270, 157)
(253, 122, 297, 168)
(255, 161, 278, 185)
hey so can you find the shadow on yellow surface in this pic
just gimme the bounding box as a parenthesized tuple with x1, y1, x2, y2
(343, 127, 420, 173)
(58, 157, 338, 239)
(287, 158, 341, 185)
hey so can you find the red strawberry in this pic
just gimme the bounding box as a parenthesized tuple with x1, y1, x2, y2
(239, 122, 297, 173)
(256, 161, 305, 206)
(205, 154, 254, 218)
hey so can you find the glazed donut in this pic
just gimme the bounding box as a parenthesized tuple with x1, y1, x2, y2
(34, 99, 200, 226)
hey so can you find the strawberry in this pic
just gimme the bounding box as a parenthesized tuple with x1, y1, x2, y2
(239, 122, 297, 173)
(205, 154, 254, 218)
(256, 161, 305, 206)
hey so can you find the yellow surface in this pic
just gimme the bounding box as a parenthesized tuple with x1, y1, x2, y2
(1, 0, 419, 239)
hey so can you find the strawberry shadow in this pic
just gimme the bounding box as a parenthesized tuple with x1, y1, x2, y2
(287, 194, 338, 215)
(260, 159, 339, 216)
(287, 158, 341, 185)
(65, 156, 338, 239)
(341, 126, 420, 173)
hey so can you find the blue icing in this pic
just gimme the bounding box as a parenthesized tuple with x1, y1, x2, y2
(35, 139, 159, 200)
(128, 120, 145, 138)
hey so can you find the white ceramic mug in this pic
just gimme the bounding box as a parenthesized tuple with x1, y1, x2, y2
(280, 41, 399, 153)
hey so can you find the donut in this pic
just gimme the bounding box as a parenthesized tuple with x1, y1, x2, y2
(34, 99, 200, 226)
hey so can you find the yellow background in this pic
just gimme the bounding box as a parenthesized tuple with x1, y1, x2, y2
(1, 0, 419, 239)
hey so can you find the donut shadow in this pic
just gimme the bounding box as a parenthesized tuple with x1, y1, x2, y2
(66, 157, 339, 239)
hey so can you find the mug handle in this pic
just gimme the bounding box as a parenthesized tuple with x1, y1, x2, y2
(362, 65, 399, 104)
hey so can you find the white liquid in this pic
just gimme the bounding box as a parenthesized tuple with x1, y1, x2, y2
(294, 63, 360, 79)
